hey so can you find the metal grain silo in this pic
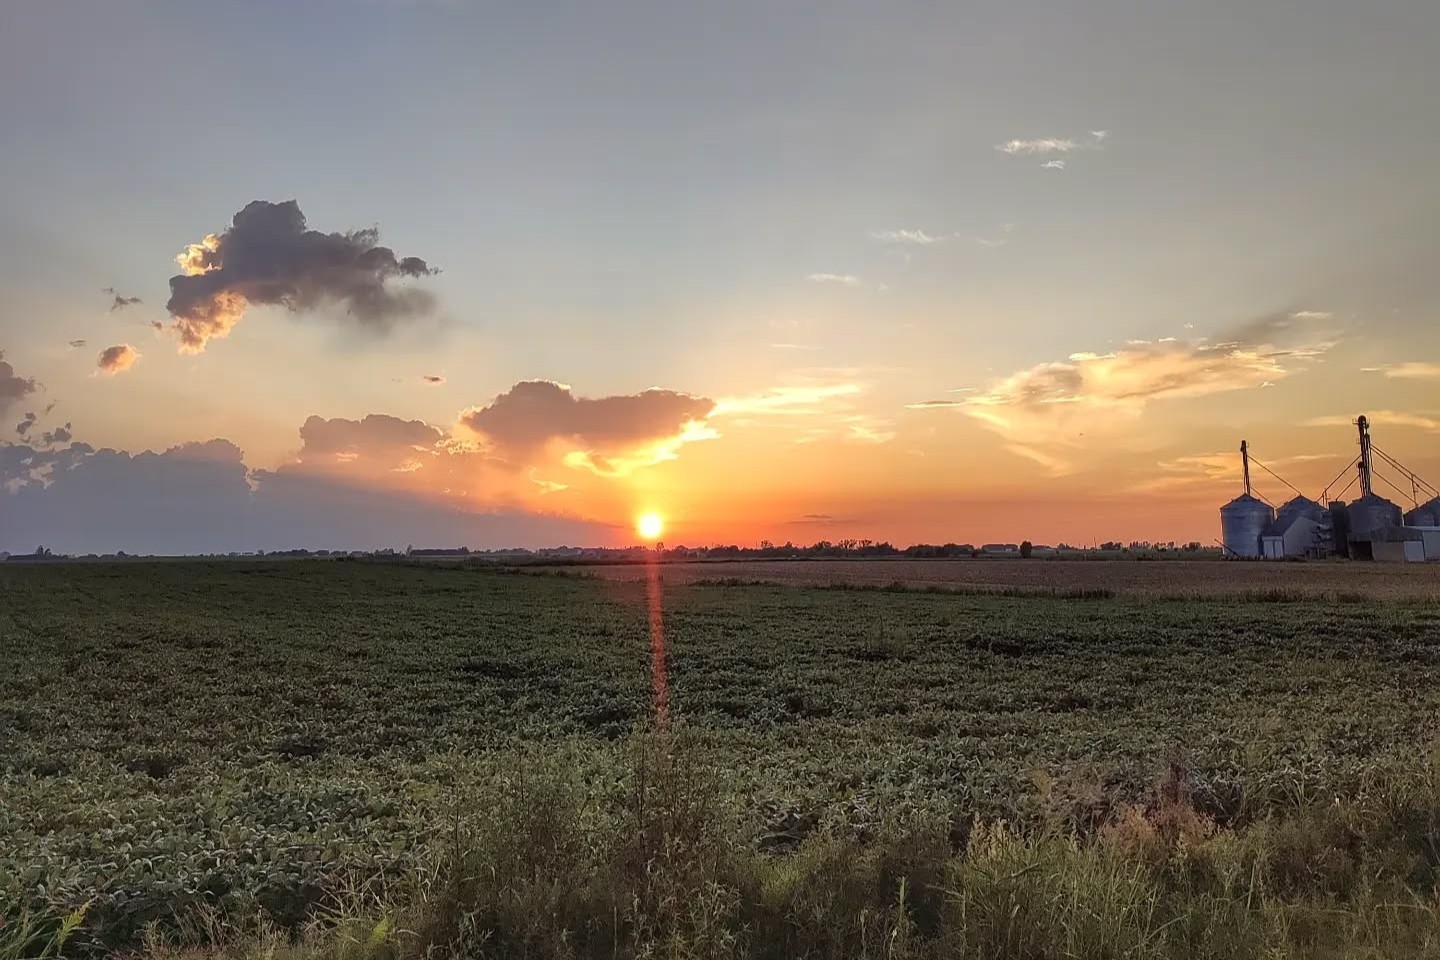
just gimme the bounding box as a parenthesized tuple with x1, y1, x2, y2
(1347, 493, 1403, 541)
(1221, 494, 1273, 558)
(1404, 496, 1440, 527)
(1276, 495, 1325, 523)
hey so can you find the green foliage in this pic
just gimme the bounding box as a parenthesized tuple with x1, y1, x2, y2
(4, 561, 1440, 957)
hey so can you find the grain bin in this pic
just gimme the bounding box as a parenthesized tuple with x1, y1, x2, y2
(1221, 494, 1273, 558)
(1348, 493, 1404, 541)
(1276, 495, 1325, 522)
(1404, 496, 1440, 527)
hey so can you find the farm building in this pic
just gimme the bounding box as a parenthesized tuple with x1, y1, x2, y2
(1260, 512, 1321, 559)
(1219, 417, 1438, 561)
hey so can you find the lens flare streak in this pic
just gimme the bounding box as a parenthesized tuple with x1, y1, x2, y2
(645, 556, 669, 729)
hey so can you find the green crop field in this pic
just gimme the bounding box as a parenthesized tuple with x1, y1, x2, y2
(4, 560, 1440, 958)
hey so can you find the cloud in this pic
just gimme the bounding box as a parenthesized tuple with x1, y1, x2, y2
(869, 229, 944, 245)
(1090, 130, 1109, 142)
(16, 412, 36, 437)
(711, 383, 862, 417)
(97, 344, 140, 375)
(806, 273, 861, 286)
(165, 200, 438, 353)
(422, 374, 446, 384)
(103, 288, 142, 311)
(0, 432, 609, 554)
(298, 413, 443, 465)
(1377, 362, 1440, 380)
(997, 138, 1079, 155)
(1306, 411, 1440, 432)
(1134, 450, 1341, 494)
(975, 236, 1010, 248)
(41, 423, 72, 446)
(1041, 159, 1067, 170)
(68, 340, 87, 349)
(0, 352, 38, 416)
(460, 380, 716, 475)
(911, 312, 1338, 465)
(1290, 310, 1333, 319)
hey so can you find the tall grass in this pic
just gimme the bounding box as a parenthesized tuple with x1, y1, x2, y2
(38, 734, 1440, 959)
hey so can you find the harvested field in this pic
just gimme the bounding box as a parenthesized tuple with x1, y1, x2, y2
(576, 557, 1440, 599)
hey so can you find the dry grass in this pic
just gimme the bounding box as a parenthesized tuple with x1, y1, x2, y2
(81, 735, 1440, 960)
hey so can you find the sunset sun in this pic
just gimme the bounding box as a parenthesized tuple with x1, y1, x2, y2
(637, 512, 665, 540)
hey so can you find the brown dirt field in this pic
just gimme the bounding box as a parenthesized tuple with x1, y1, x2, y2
(574, 558, 1440, 599)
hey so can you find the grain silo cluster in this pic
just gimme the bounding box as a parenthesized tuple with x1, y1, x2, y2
(1220, 416, 1440, 562)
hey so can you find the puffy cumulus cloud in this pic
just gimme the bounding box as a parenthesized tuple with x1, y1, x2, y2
(908, 312, 1336, 474)
(297, 414, 443, 466)
(0, 352, 38, 416)
(41, 422, 73, 446)
(97, 344, 140, 375)
(15, 412, 36, 437)
(0, 439, 254, 552)
(165, 200, 438, 353)
(461, 380, 717, 473)
(0, 430, 610, 555)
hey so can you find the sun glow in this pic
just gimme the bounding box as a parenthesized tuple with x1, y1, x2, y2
(637, 512, 664, 540)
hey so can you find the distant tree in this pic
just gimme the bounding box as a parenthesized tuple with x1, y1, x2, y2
(1019, 540, 1034, 559)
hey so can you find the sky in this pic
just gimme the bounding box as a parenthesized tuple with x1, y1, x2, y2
(2, 0, 1438, 553)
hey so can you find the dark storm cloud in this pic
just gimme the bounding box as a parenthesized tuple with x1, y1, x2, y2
(103, 287, 142, 311)
(165, 200, 439, 352)
(0, 352, 38, 416)
(461, 380, 715, 459)
(16, 412, 36, 437)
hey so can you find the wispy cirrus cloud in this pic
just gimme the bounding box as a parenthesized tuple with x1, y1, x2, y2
(1041, 159, 1067, 170)
(869, 229, 944, 245)
(997, 137, 1080, 155)
(1366, 362, 1440, 380)
(103, 287, 142, 311)
(908, 312, 1338, 474)
(1306, 411, 1440, 432)
(997, 130, 1108, 156)
(805, 273, 861, 287)
(1133, 451, 1339, 494)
